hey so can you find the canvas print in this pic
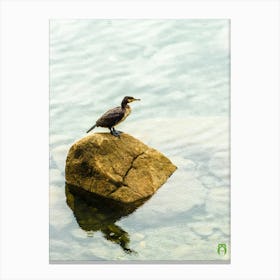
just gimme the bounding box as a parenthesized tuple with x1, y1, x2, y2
(49, 19, 230, 262)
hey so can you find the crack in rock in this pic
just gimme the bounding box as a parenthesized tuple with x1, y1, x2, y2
(123, 151, 146, 183)
(107, 151, 146, 196)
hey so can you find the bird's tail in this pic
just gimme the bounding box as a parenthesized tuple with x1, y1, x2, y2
(86, 124, 96, 133)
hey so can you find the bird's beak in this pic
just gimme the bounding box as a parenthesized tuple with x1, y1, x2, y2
(133, 98, 141, 101)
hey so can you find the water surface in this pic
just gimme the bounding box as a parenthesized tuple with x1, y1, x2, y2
(49, 19, 230, 262)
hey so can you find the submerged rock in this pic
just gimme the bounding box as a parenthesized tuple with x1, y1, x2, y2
(65, 133, 177, 204)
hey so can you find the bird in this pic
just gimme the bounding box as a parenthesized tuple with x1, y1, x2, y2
(86, 96, 141, 137)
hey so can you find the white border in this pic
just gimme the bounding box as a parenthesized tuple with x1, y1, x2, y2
(1, 0, 279, 279)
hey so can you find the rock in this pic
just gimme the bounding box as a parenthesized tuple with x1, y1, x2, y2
(65, 133, 177, 204)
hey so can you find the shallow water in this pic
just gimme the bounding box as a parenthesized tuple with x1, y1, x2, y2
(49, 19, 230, 262)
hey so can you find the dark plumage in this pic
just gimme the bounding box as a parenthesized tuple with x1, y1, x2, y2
(86, 96, 140, 137)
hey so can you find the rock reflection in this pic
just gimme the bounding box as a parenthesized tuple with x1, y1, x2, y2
(65, 183, 149, 254)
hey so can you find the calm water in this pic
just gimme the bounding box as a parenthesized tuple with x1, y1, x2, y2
(49, 19, 230, 262)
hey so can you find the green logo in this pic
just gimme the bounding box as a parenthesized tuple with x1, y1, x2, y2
(217, 243, 227, 255)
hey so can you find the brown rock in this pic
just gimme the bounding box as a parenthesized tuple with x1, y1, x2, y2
(65, 133, 177, 204)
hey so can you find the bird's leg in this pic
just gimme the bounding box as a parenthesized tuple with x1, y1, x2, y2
(113, 127, 123, 134)
(110, 127, 120, 137)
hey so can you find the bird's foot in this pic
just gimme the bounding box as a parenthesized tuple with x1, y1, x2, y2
(110, 129, 120, 138)
(111, 128, 123, 137)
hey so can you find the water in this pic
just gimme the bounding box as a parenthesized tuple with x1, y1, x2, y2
(49, 19, 230, 262)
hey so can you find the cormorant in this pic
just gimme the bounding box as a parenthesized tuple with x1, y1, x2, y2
(86, 96, 140, 137)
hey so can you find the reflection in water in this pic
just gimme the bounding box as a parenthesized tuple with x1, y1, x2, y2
(65, 184, 149, 254)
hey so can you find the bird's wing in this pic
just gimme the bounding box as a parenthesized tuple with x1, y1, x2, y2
(96, 106, 125, 127)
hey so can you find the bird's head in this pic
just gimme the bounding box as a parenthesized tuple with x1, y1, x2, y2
(124, 96, 141, 103)
(121, 96, 141, 107)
